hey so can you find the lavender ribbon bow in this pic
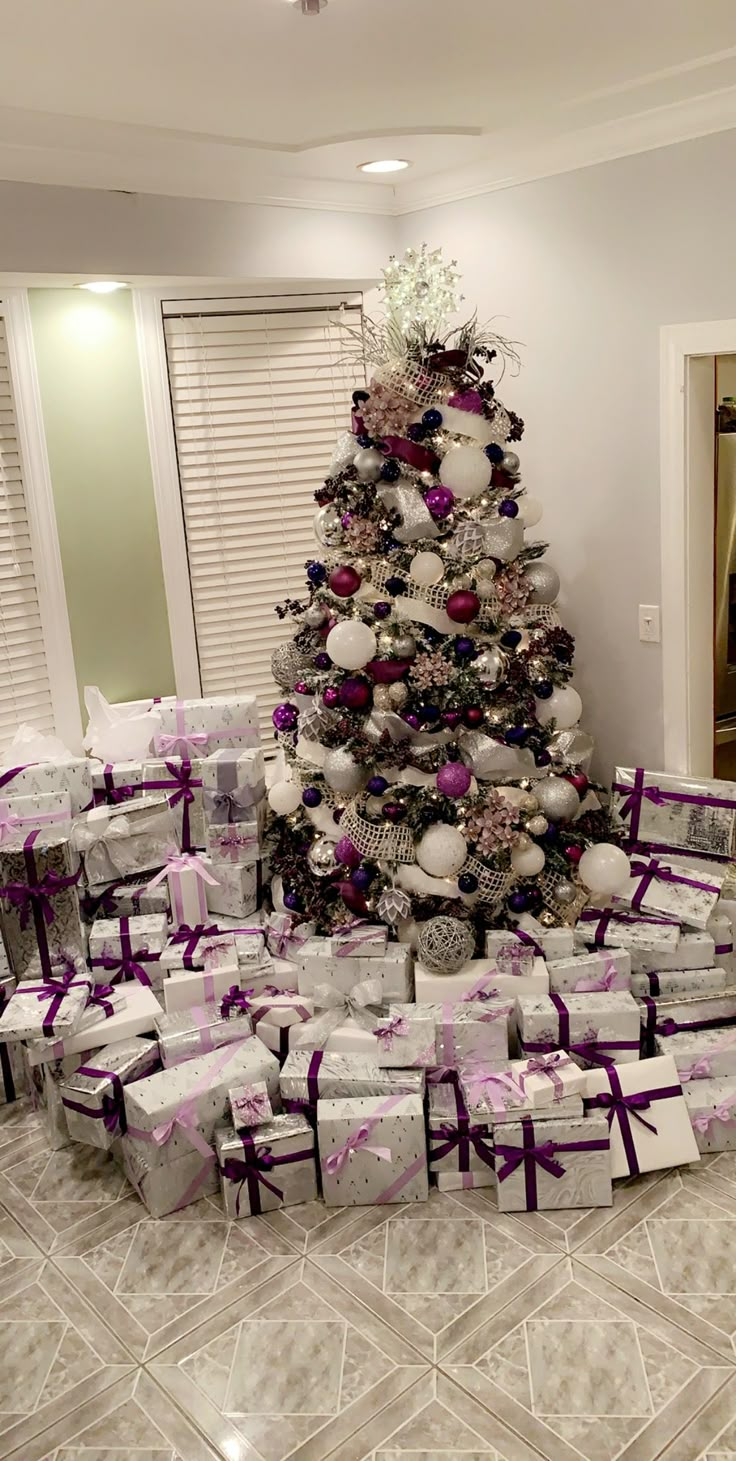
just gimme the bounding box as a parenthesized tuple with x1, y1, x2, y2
(0, 801, 21, 842)
(574, 958, 629, 993)
(323, 1121, 392, 1175)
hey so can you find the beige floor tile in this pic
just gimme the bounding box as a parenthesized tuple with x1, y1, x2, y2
(469, 1166, 672, 1255)
(655, 1371, 736, 1459)
(330, 1369, 546, 1460)
(0, 1135, 132, 1255)
(148, 1257, 429, 1461)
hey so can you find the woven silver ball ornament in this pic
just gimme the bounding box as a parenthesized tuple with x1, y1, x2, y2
(417, 916, 475, 974)
(535, 775, 581, 823)
(271, 641, 310, 690)
(323, 747, 367, 796)
(307, 836, 338, 878)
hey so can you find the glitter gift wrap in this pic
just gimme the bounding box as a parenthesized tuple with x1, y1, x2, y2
(707, 912, 735, 976)
(511, 1050, 589, 1108)
(60, 1036, 161, 1149)
(142, 758, 205, 853)
(546, 950, 632, 996)
(153, 695, 259, 757)
(485, 922, 574, 961)
(614, 855, 724, 931)
(162, 962, 240, 1015)
(428, 998, 513, 1068)
(121, 1136, 219, 1218)
(613, 766, 736, 857)
(0, 959, 91, 1040)
(0, 757, 93, 816)
(200, 747, 266, 825)
(161, 928, 237, 973)
(630, 968, 727, 999)
(414, 956, 548, 1005)
(428, 1081, 495, 1191)
(458, 1058, 584, 1123)
(577, 908, 681, 956)
(205, 857, 263, 919)
(0, 791, 73, 844)
(90, 760, 146, 807)
(328, 924, 388, 959)
(583, 1053, 699, 1177)
(517, 991, 641, 1070)
(319, 1093, 428, 1207)
(638, 985, 736, 1053)
(0, 830, 85, 980)
(73, 795, 179, 889)
(25, 981, 161, 1066)
(628, 930, 713, 974)
(494, 1114, 612, 1211)
(216, 1113, 317, 1217)
(280, 1050, 425, 1116)
(654, 1027, 736, 1082)
(244, 991, 314, 1061)
(123, 1036, 280, 1171)
(234, 955, 298, 997)
(683, 1076, 736, 1152)
(82, 877, 170, 921)
(155, 1003, 254, 1067)
(232, 931, 265, 966)
(297, 940, 414, 1001)
(88, 914, 167, 992)
(229, 1081, 273, 1129)
(266, 914, 316, 961)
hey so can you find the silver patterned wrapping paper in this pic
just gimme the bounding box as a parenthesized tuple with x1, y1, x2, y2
(297, 940, 414, 1000)
(0, 832, 85, 980)
(319, 1094, 428, 1207)
(654, 1028, 736, 1081)
(628, 930, 714, 973)
(85, 878, 170, 919)
(428, 999, 512, 1067)
(614, 856, 724, 931)
(90, 760, 146, 804)
(517, 991, 641, 1069)
(154, 695, 259, 754)
(121, 1134, 218, 1218)
(155, 1004, 254, 1067)
(546, 950, 632, 994)
(0, 757, 93, 816)
(684, 1076, 736, 1152)
(41, 1046, 95, 1151)
(0, 958, 92, 1040)
(613, 766, 736, 857)
(142, 758, 206, 851)
(88, 913, 168, 992)
(215, 1113, 317, 1217)
(428, 1083, 495, 1191)
(577, 909, 681, 956)
(630, 968, 726, 999)
(368, 1003, 436, 1068)
(494, 1114, 612, 1212)
(638, 985, 736, 1052)
(60, 1036, 161, 1149)
(205, 858, 261, 918)
(280, 1050, 425, 1109)
(73, 795, 179, 888)
(485, 923, 574, 961)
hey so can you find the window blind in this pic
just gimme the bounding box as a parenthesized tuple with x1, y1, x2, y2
(0, 308, 55, 750)
(162, 294, 363, 743)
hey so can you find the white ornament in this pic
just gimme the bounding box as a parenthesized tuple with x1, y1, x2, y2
(578, 843, 631, 896)
(267, 781, 302, 815)
(322, 747, 367, 796)
(510, 842, 546, 876)
(439, 444, 491, 500)
(326, 620, 377, 671)
(410, 551, 445, 587)
(535, 686, 583, 730)
(519, 496, 543, 528)
(415, 822, 468, 877)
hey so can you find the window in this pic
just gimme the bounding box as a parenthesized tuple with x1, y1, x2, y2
(161, 293, 363, 742)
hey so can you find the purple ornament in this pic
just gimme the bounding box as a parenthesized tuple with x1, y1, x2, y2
(272, 702, 299, 732)
(442, 710, 462, 729)
(535, 748, 552, 767)
(367, 658, 411, 684)
(366, 775, 388, 795)
(454, 636, 475, 657)
(293, 680, 309, 696)
(446, 590, 481, 624)
(302, 787, 322, 808)
(283, 891, 302, 911)
(340, 512, 353, 528)
(424, 486, 455, 520)
(351, 867, 372, 890)
(339, 677, 372, 711)
(508, 890, 530, 913)
(328, 565, 361, 598)
(314, 652, 331, 670)
(382, 802, 406, 822)
(335, 836, 361, 868)
(402, 712, 420, 731)
(498, 499, 519, 518)
(323, 687, 340, 708)
(373, 601, 392, 620)
(448, 389, 483, 413)
(436, 762, 472, 798)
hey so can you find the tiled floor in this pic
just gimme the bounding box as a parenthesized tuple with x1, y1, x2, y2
(2, 1102, 736, 1460)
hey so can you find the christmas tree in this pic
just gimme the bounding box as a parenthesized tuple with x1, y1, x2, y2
(267, 246, 628, 971)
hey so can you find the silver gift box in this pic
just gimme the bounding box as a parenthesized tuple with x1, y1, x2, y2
(319, 1093, 428, 1207)
(142, 757, 206, 851)
(0, 958, 91, 1040)
(546, 950, 632, 994)
(205, 857, 261, 918)
(215, 1113, 316, 1217)
(121, 1133, 218, 1218)
(428, 1082, 495, 1191)
(155, 1004, 254, 1068)
(654, 1027, 736, 1080)
(0, 832, 85, 979)
(60, 1036, 160, 1149)
(517, 991, 641, 1069)
(494, 1114, 612, 1212)
(683, 1076, 736, 1151)
(297, 940, 413, 1000)
(280, 1050, 425, 1109)
(41, 1046, 96, 1151)
(630, 968, 728, 999)
(629, 930, 714, 973)
(613, 766, 736, 858)
(73, 795, 179, 889)
(88, 913, 168, 992)
(429, 999, 512, 1067)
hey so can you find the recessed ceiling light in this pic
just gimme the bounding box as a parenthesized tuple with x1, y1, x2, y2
(358, 159, 411, 175)
(76, 281, 129, 294)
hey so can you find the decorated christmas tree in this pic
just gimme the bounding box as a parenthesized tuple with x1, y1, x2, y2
(267, 246, 629, 970)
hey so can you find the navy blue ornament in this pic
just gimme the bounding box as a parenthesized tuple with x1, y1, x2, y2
(356, 434, 373, 448)
(484, 443, 505, 464)
(381, 459, 401, 483)
(351, 867, 372, 890)
(385, 576, 407, 596)
(302, 787, 322, 808)
(366, 775, 388, 795)
(458, 871, 478, 894)
(542, 823, 560, 845)
(454, 636, 475, 658)
(419, 704, 441, 723)
(407, 422, 428, 442)
(307, 561, 327, 586)
(422, 408, 443, 430)
(423, 626, 442, 646)
(283, 890, 302, 911)
(499, 499, 519, 518)
(553, 643, 573, 662)
(535, 748, 553, 767)
(505, 725, 529, 745)
(533, 680, 554, 699)
(508, 890, 529, 913)
(500, 630, 522, 650)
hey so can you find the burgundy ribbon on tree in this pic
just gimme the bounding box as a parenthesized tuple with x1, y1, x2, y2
(583, 1068, 681, 1175)
(495, 1116, 610, 1210)
(613, 768, 736, 842)
(628, 858, 718, 910)
(378, 434, 439, 475)
(144, 760, 202, 852)
(428, 1081, 494, 1180)
(89, 917, 160, 987)
(170, 923, 221, 970)
(0, 830, 82, 981)
(220, 1131, 314, 1217)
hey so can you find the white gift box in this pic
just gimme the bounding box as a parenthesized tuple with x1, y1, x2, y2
(205, 857, 262, 919)
(162, 962, 239, 1014)
(84, 878, 170, 920)
(683, 1076, 736, 1152)
(486, 918, 574, 962)
(90, 760, 146, 805)
(429, 999, 512, 1067)
(546, 949, 631, 995)
(40, 1046, 96, 1151)
(613, 766, 736, 857)
(328, 925, 388, 959)
(614, 855, 724, 930)
(629, 930, 714, 974)
(511, 1050, 589, 1108)
(297, 940, 414, 1001)
(25, 982, 162, 1065)
(517, 991, 641, 1069)
(153, 695, 259, 757)
(0, 790, 73, 844)
(201, 745, 265, 794)
(654, 1027, 736, 1081)
(0, 757, 93, 815)
(88, 913, 168, 992)
(577, 907, 681, 956)
(638, 984, 736, 1051)
(583, 1053, 700, 1178)
(707, 912, 735, 976)
(265, 913, 316, 961)
(296, 1005, 437, 1067)
(0, 962, 91, 1041)
(216, 1113, 317, 1217)
(205, 821, 263, 869)
(630, 968, 728, 999)
(240, 957, 298, 997)
(319, 1093, 428, 1207)
(247, 992, 314, 1060)
(280, 1050, 425, 1111)
(414, 956, 548, 1005)
(428, 1082, 495, 1190)
(161, 929, 237, 974)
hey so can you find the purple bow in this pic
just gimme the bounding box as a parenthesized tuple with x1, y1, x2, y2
(496, 944, 534, 977)
(0, 867, 81, 929)
(221, 1148, 283, 1217)
(374, 1013, 409, 1050)
(495, 1137, 565, 1183)
(87, 982, 117, 1018)
(220, 985, 253, 1018)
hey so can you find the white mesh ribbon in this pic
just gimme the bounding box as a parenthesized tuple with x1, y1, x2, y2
(341, 801, 416, 864)
(370, 560, 560, 632)
(294, 978, 383, 1049)
(461, 857, 516, 908)
(372, 359, 450, 410)
(519, 871, 589, 927)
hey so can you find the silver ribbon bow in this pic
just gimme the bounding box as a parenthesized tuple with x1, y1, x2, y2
(295, 977, 384, 1049)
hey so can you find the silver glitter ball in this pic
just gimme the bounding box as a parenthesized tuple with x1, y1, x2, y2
(474, 646, 507, 686)
(389, 681, 408, 707)
(500, 450, 521, 477)
(270, 641, 310, 690)
(526, 814, 549, 836)
(377, 482, 441, 543)
(314, 504, 343, 548)
(328, 431, 360, 476)
(392, 631, 417, 659)
(372, 684, 392, 710)
(353, 446, 384, 482)
(417, 916, 475, 974)
(322, 747, 367, 796)
(523, 562, 560, 604)
(304, 602, 329, 628)
(552, 878, 577, 905)
(483, 518, 524, 562)
(307, 836, 338, 878)
(534, 775, 581, 823)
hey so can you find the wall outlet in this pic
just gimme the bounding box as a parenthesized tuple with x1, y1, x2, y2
(639, 604, 661, 643)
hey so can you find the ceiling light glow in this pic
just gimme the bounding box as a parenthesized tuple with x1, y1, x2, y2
(76, 281, 129, 294)
(359, 160, 411, 175)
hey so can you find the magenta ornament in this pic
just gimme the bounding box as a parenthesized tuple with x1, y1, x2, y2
(366, 658, 411, 684)
(272, 702, 299, 731)
(402, 712, 421, 730)
(340, 881, 368, 916)
(335, 836, 361, 868)
(448, 389, 483, 413)
(339, 676, 372, 710)
(424, 485, 455, 520)
(436, 762, 472, 798)
(293, 680, 309, 696)
(328, 565, 361, 598)
(322, 686, 340, 708)
(442, 709, 462, 729)
(446, 590, 481, 624)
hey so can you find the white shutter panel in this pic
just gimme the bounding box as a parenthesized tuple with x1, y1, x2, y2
(0, 310, 55, 749)
(162, 295, 363, 743)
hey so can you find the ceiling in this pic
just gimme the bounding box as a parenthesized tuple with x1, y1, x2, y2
(1, 0, 736, 214)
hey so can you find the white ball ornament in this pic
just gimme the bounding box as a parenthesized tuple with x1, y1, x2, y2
(519, 496, 543, 528)
(325, 620, 377, 671)
(578, 843, 631, 896)
(510, 842, 546, 876)
(410, 551, 445, 587)
(268, 781, 302, 816)
(415, 823, 468, 878)
(322, 747, 367, 796)
(535, 686, 583, 730)
(439, 444, 492, 500)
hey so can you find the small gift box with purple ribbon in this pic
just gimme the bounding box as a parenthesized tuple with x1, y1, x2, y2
(494, 1113, 612, 1211)
(142, 757, 205, 853)
(414, 954, 547, 1005)
(244, 991, 315, 1061)
(90, 760, 146, 808)
(152, 851, 221, 928)
(266, 914, 316, 962)
(216, 1112, 317, 1217)
(328, 923, 388, 959)
(517, 990, 641, 1070)
(630, 967, 727, 1000)
(641, 987, 736, 1054)
(614, 854, 724, 931)
(280, 1050, 425, 1118)
(205, 820, 263, 869)
(512, 1049, 589, 1107)
(584, 1052, 699, 1177)
(485, 921, 573, 962)
(683, 1075, 736, 1152)
(546, 950, 632, 996)
(155, 1002, 254, 1067)
(0, 829, 85, 981)
(577, 907, 681, 957)
(60, 1036, 161, 1149)
(228, 1081, 273, 1129)
(655, 1027, 736, 1084)
(319, 1093, 428, 1207)
(428, 1080, 495, 1190)
(89, 913, 167, 993)
(73, 794, 179, 889)
(429, 998, 513, 1068)
(162, 959, 240, 1015)
(297, 939, 414, 1001)
(201, 747, 265, 821)
(153, 694, 259, 758)
(371, 1003, 437, 1067)
(0, 791, 73, 846)
(161, 926, 236, 973)
(23, 978, 162, 1067)
(0, 756, 93, 817)
(0, 955, 91, 1041)
(205, 856, 263, 919)
(613, 765, 736, 859)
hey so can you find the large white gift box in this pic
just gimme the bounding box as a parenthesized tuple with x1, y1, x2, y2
(142, 758, 205, 853)
(612, 766, 736, 857)
(88, 913, 168, 992)
(430, 999, 513, 1067)
(614, 854, 724, 930)
(577, 907, 681, 956)
(546, 950, 631, 995)
(327, 925, 388, 959)
(494, 1113, 612, 1212)
(414, 956, 548, 1004)
(629, 930, 714, 974)
(486, 918, 573, 961)
(25, 982, 162, 1066)
(205, 857, 262, 918)
(0, 757, 93, 815)
(162, 962, 239, 1014)
(280, 1050, 425, 1113)
(153, 695, 259, 756)
(583, 1053, 700, 1177)
(0, 791, 73, 843)
(683, 1076, 736, 1151)
(297, 940, 413, 1001)
(654, 1028, 736, 1082)
(319, 1093, 428, 1206)
(517, 990, 641, 1068)
(630, 968, 727, 999)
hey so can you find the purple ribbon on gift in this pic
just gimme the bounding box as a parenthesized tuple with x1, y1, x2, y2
(87, 982, 117, 1019)
(220, 985, 252, 1018)
(374, 1012, 409, 1050)
(655, 1008, 736, 1038)
(579, 906, 681, 947)
(153, 697, 259, 758)
(614, 768, 736, 842)
(509, 928, 545, 957)
(428, 1080, 495, 1184)
(143, 760, 202, 852)
(332, 919, 385, 957)
(89, 916, 160, 988)
(574, 958, 629, 994)
(81, 886, 118, 920)
(583, 1066, 681, 1175)
(23, 968, 88, 1037)
(203, 777, 265, 825)
(461, 1062, 524, 1114)
(265, 913, 311, 960)
(518, 1051, 575, 1099)
(220, 1129, 313, 1217)
(283, 1050, 324, 1118)
(496, 943, 534, 978)
(540, 991, 640, 1068)
(62, 1057, 160, 1136)
(628, 857, 719, 911)
(169, 923, 221, 970)
(322, 1092, 427, 1204)
(462, 976, 504, 1002)
(212, 830, 259, 864)
(495, 1115, 610, 1210)
(101, 765, 138, 805)
(0, 830, 83, 981)
(0, 982, 16, 1102)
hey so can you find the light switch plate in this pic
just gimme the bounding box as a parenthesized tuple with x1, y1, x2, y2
(639, 604, 661, 642)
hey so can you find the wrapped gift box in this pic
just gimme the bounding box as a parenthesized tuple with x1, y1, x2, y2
(89, 914, 167, 992)
(229, 1081, 273, 1128)
(161, 928, 236, 973)
(162, 961, 240, 1014)
(73, 795, 179, 889)
(614, 855, 724, 930)
(41, 1046, 95, 1150)
(583, 1053, 699, 1177)
(142, 758, 204, 853)
(428, 1081, 495, 1190)
(414, 956, 548, 1005)
(232, 930, 265, 966)
(205, 821, 262, 869)
(265, 913, 316, 961)
(459, 1057, 586, 1121)
(707, 912, 735, 976)
(319, 1093, 428, 1207)
(216, 1113, 317, 1217)
(0, 974, 26, 1104)
(245, 991, 314, 1061)
(494, 1113, 611, 1211)
(577, 907, 681, 956)
(0, 830, 85, 979)
(240, 956, 298, 997)
(683, 1076, 736, 1151)
(280, 1050, 425, 1114)
(613, 766, 736, 857)
(201, 747, 265, 812)
(83, 877, 170, 921)
(511, 1050, 589, 1108)
(205, 857, 262, 919)
(517, 991, 641, 1069)
(547, 950, 631, 995)
(123, 1036, 280, 1172)
(0, 757, 93, 816)
(328, 925, 388, 959)
(0, 958, 91, 1040)
(654, 1027, 736, 1082)
(486, 920, 574, 962)
(153, 695, 259, 757)
(629, 930, 714, 974)
(639, 986, 736, 1052)
(155, 1003, 254, 1067)
(631, 968, 727, 999)
(90, 760, 146, 806)
(430, 998, 512, 1068)
(152, 852, 220, 927)
(121, 1136, 218, 1218)
(60, 1036, 161, 1148)
(0, 790, 73, 844)
(297, 940, 413, 1001)
(25, 981, 162, 1066)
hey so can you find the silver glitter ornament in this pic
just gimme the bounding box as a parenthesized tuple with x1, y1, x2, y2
(523, 562, 560, 604)
(314, 503, 343, 548)
(353, 446, 384, 482)
(372, 684, 392, 710)
(526, 814, 549, 836)
(376, 886, 412, 925)
(547, 728, 595, 770)
(322, 747, 368, 795)
(483, 518, 524, 562)
(417, 916, 475, 974)
(304, 602, 329, 629)
(553, 878, 577, 905)
(377, 482, 440, 543)
(329, 431, 360, 476)
(393, 630, 417, 659)
(474, 646, 507, 686)
(535, 775, 581, 823)
(271, 641, 311, 690)
(389, 681, 408, 707)
(300, 704, 340, 741)
(500, 450, 521, 476)
(307, 836, 338, 878)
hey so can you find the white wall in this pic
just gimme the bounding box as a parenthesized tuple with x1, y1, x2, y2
(397, 128, 736, 780)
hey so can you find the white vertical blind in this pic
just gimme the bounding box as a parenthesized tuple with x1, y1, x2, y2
(162, 294, 363, 742)
(0, 308, 55, 749)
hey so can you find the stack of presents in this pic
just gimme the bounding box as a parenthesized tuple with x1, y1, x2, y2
(1, 711, 736, 1217)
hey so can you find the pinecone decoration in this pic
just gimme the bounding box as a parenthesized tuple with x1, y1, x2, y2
(376, 886, 412, 925)
(446, 521, 487, 560)
(300, 704, 340, 741)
